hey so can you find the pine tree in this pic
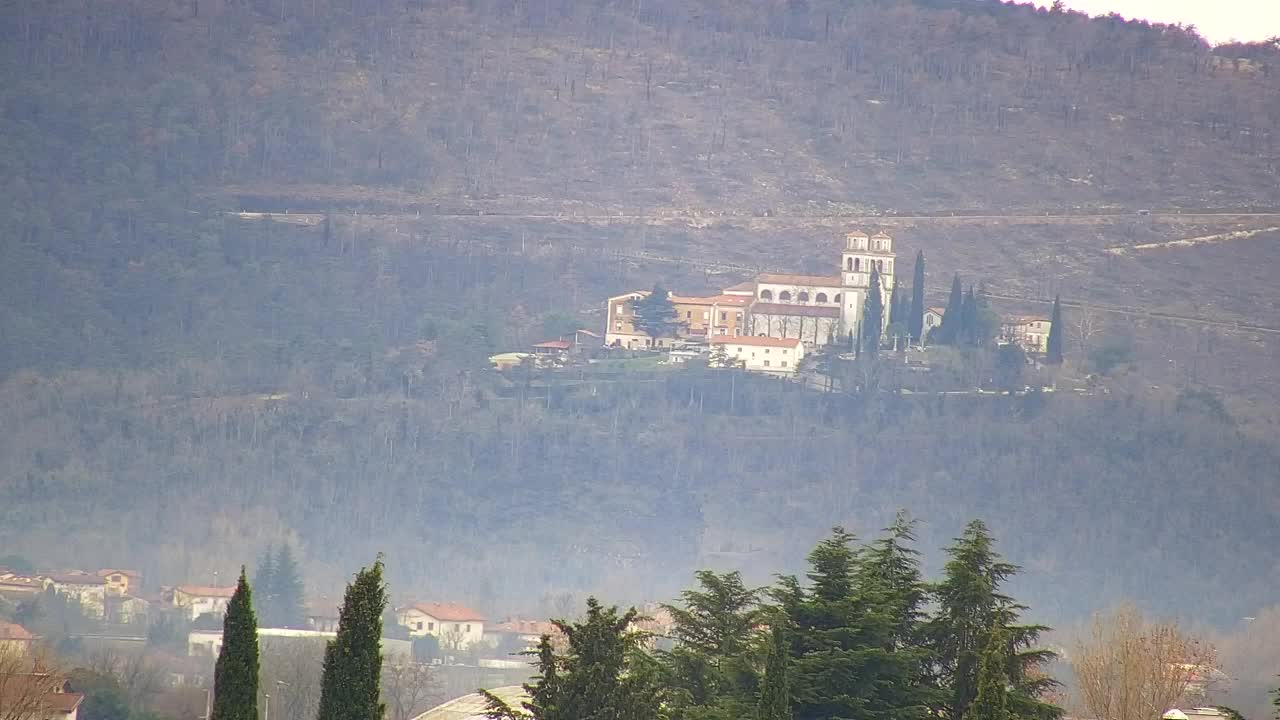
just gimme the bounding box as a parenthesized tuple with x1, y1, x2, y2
(662, 571, 761, 719)
(756, 622, 791, 720)
(253, 547, 277, 627)
(1045, 296, 1064, 364)
(632, 284, 683, 342)
(927, 521, 1061, 720)
(318, 557, 387, 720)
(273, 544, 306, 628)
(960, 287, 979, 347)
(963, 628, 1011, 720)
(211, 568, 258, 720)
(909, 251, 926, 345)
(936, 274, 964, 345)
(861, 267, 884, 355)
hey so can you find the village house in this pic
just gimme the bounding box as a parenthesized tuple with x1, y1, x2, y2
(46, 573, 107, 620)
(171, 585, 236, 621)
(103, 594, 150, 625)
(482, 619, 560, 655)
(0, 574, 50, 600)
(709, 336, 805, 375)
(395, 602, 485, 650)
(605, 230, 895, 351)
(0, 621, 36, 654)
(1001, 315, 1053, 353)
(96, 570, 142, 597)
(922, 307, 945, 340)
(186, 628, 411, 660)
(0, 674, 85, 720)
(306, 600, 340, 633)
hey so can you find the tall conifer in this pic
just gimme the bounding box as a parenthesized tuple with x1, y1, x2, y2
(211, 568, 258, 720)
(909, 251, 926, 345)
(318, 557, 387, 720)
(757, 623, 791, 720)
(862, 267, 884, 354)
(253, 547, 276, 626)
(963, 628, 1012, 720)
(1045, 296, 1064, 364)
(936, 274, 964, 345)
(273, 545, 306, 628)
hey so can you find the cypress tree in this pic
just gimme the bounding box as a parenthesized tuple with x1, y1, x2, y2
(936, 274, 964, 345)
(963, 628, 1012, 720)
(909, 251, 926, 345)
(756, 622, 791, 720)
(253, 547, 276, 627)
(861, 267, 884, 355)
(318, 557, 387, 720)
(273, 544, 306, 629)
(211, 568, 258, 720)
(1045, 296, 1064, 364)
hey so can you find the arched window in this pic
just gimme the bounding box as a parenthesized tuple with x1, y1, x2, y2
(779, 290, 792, 302)
(876, 260, 883, 272)
(798, 291, 809, 302)
(834, 294, 842, 303)
(846, 257, 853, 271)
(816, 292, 828, 303)
(760, 289, 773, 301)
(854, 258, 861, 272)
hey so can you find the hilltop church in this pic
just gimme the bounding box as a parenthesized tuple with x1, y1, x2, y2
(605, 230, 897, 350)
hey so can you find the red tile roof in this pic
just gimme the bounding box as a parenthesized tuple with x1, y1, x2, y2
(722, 280, 756, 293)
(532, 340, 573, 350)
(43, 692, 85, 714)
(669, 293, 752, 306)
(0, 621, 35, 641)
(174, 585, 237, 599)
(489, 619, 559, 636)
(756, 273, 843, 287)
(927, 306, 946, 315)
(47, 572, 105, 586)
(407, 602, 485, 622)
(96, 569, 142, 579)
(710, 335, 803, 349)
(749, 302, 840, 318)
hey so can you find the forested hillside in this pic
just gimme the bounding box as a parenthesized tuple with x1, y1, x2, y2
(2, 0, 1279, 635)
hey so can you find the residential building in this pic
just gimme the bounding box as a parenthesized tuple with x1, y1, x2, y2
(922, 306, 945, 341)
(187, 628, 411, 660)
(0, 574, 50, 599)
(96, 570, 142, 597)
(709, 336, 805, 375)
(482, 619, 560, 654)
(1001, 315, 1052, 353)
(0, 674, 84, 720)
(47, 573, 107, 620)
(0, 621, 35, 654)
(604, 230, 896, 350)
(171, 585, 236, 621)
(395, 602, 485, 649)
(306, 600, 340, 633)
(104, 595, 150, 625)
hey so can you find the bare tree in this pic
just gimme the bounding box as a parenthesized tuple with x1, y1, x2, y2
(258, 638, 327, 720)
(381, 658, 439, 720)
(1072, 305, 1103, 358)
(1072, 604, 1219, 720)
(0, 645, 66, 720)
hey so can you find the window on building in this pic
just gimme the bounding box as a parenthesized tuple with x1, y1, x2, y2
(760, 289, 773, 301)
(764, 348, 770, 354)
(854, 258, 861, 271)
(686, 310, 692, 319)
(466, 624, 471, 632)
(615, 322, 622, 331)
(834, 294, 841, 303)
(876, 260, 883, 272)
(846, 257, 853, 271)
(816, 292, 828, 303)
(703, 312, 709, 321)
(763, 360, 771, 367)
(455, 624, 461, 632)
(735, 312, 743, 322)
(798, 291, 809, 302)
(781, 361, 788, 367)
(779, 291, 792, 301)
(428, 622, 435, 631)
(720, 311, 727, 322)
(416, 622, 423, 630)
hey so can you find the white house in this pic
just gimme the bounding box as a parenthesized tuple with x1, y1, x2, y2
(187, 628, 412, 661)
(172, 585, 236, 621)
(922, 306, 945, 342)
(709, 336, 805, 375)
(1001, 315, 1052, 353)
(47, 573, 108, 620)
(395, 602, 485, 650)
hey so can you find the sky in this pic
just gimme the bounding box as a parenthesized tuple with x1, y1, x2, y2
(1033, 0, 1280, 44)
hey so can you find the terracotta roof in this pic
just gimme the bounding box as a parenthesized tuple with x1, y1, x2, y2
(532, 340, 573, 350)
(749, 302, 840, 318)
(755, 273, 843, 288)
(488, 619, 559, 636)
(845, 230, 869, 238)
(722, 280, 756, 293)
(407, 602, 485, 622)
(96, 569, 142, 579)
(710, 335, 803, 349)
(0, 676, 82, 714)
(43, 692, 85, 714)
(174, 585, 236, 598)
(0, 621, 35, 640)
(0, 576, 45, 591)
(669, 293, 752, 306)
(927, 306, 946, 315)
(47, 572, 105, 586)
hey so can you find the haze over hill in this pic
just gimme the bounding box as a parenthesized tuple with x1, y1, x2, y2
(2, 2, 1279, 691)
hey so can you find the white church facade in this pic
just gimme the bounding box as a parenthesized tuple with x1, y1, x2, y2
(605, 230, 896, 350)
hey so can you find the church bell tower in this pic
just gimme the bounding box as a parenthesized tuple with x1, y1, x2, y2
(839, 230, 896, 338)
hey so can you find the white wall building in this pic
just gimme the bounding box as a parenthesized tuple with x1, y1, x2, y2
(709, 336, 805, 375)
(172, 585, 236, 621)
(395, 602, 485, 650)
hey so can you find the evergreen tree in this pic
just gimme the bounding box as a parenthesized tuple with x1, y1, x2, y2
(483, 598, 660, 720)
(935, 275, 964, 345)
(909, 251, 926, 345)
(662, 571, 761, 719)
(1272, 677, 1279, 720)
(927, 521, 1061, 720)
(861, 267, 884, 355)
(318, 557, 387, 720)
(756, 622, 791, 720)
(960, 287, 979, 347)
(253, 547, 277, 627)
(632, 284, 683, 342)
(211, 568, 258, 720)
(963, 628, 1011, 720)
(1045, 296, 1064, 364)
(273, 544, 306, 628)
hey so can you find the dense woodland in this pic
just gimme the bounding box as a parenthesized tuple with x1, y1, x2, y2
(1, 1, 1280, 713)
